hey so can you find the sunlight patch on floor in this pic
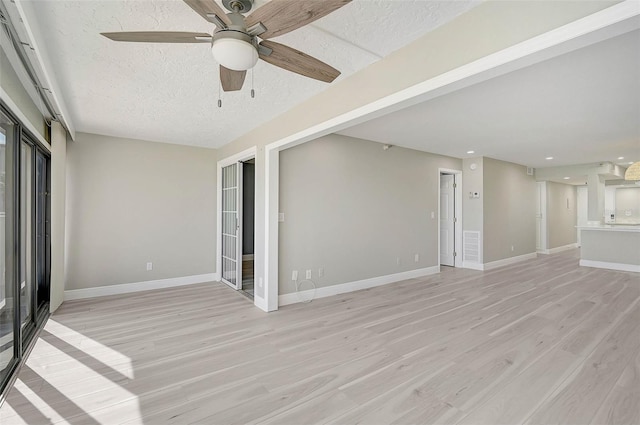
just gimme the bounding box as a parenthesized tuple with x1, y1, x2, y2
(44, 319, 135, 379)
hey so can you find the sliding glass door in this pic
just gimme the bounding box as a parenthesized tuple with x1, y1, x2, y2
(35, 151, 49, 313)
(0, 102, 50, 396)
(0, 109, 16, 387)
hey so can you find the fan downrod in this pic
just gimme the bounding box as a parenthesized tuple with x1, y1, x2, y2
(222, 0, 254, 14)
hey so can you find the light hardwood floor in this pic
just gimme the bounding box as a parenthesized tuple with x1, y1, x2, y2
(1, 250, 639, 424)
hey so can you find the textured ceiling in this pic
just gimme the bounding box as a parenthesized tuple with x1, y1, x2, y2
(24, 0, 479, 148)
(339, 29, 640, 169)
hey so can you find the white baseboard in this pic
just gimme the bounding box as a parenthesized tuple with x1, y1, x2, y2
(538, 243, 578, 255)
(580, 259, 640, 273)
(254, 295, 268, 312)
(278, 266, 440, 307)
(462, 261, 484, 271)
(64, 273, 219, 301)
(483, 253, 538, 271)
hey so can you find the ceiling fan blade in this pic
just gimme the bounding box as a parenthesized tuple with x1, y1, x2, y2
(101, 32, 212, 43)
(246, 0, 352, 39)
(220, 66, 247, 91)
(259, 40, 340, 83)
(183, 0, 231, 27)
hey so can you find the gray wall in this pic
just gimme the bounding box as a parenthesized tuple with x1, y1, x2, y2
(65, 132, 217, 290)
(463, 157, 484, 263)
(278, 134, 461, 295)
(0, 45, 46, 139)
(615, 187, 640, 223)
(483, 157, 537, 263)
(547, 181, 577, 249)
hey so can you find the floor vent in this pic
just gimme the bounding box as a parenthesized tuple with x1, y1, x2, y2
(463, 231, 481, 263)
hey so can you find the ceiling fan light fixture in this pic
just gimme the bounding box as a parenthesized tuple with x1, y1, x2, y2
(211, 33, 258, 71)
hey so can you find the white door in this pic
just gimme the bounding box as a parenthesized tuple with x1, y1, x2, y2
(576, 186, 588, 246)
(440, 174, 455, 267)
(536, 182, 543, 250)
(221, 163, 242, 289)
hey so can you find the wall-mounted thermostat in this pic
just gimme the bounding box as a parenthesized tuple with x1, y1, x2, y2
(469, 191, 480, 199)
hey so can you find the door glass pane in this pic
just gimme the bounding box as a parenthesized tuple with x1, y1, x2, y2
(20, 142, 33, 328)
(221, 163, 238, 287)
(35, 152, 49, 310)
(0, 111, 14, 378)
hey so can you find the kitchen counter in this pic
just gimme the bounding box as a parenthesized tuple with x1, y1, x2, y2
(578, 225, 640, 272)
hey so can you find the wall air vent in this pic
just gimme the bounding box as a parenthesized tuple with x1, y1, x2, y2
(463, 231, 481, 263)
(527, 167, 534, 176)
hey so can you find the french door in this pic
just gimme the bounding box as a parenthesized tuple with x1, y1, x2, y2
(221, 163, 242, 289)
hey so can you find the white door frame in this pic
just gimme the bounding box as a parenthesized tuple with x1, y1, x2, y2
(217, 146, 257, 291)
(438, 169, 463, 268)
(536, 181, 548, 253)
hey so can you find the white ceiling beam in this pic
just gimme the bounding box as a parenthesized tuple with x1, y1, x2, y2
(5, 0, 76, 140)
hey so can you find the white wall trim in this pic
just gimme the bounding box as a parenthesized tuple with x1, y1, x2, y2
(483, 253, 538, 271)
(64, 273, 218, 301)
(279, 266, 440, 307)
(254, 295, 268, 312)
(538, 243, 579, 255)
(462, 261, 484, 271)
(580, 259, 640, 273)
(259, 2, 640, 312)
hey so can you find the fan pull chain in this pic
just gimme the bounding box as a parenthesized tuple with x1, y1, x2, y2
(251, 68, 255, 99)
(218, 79, 222, 108)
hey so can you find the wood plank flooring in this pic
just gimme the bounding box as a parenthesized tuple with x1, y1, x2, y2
(1, 250, 639, 424)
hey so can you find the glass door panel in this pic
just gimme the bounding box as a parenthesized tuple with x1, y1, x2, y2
(35, 150, 49, 312)
(221, 163, 241, 289)
(0, 111, 15, 383)
(20, 142, 34, 332)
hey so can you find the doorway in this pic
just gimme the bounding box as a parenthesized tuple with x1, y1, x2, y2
(241, 159, 255, 298)
(218, 151, 256, 300)
(439, 170, 462, 268)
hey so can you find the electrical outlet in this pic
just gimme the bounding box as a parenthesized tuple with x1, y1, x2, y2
(414, 254, 419, 263)
(146, 262, 153, 271)
(306, 269, 312, 279)
(318, 267, 324, 278)
(396, 257, 401, 266)
(292, 270, 298, 281)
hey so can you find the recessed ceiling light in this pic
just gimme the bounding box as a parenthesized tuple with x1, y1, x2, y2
(545, 156, 554, 160)
(467, 150, 475, 154)
(618, 156, 625, 160)
(563, 177, 570, 180)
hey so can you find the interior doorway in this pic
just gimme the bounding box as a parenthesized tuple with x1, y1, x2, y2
(439, 170, 462, 268)
(241, 159, 255, 298)
(218, 152, 255, 300)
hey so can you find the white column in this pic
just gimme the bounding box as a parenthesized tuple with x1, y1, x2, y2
(586, 173, 605, 224)
(50, 121, 67, 312)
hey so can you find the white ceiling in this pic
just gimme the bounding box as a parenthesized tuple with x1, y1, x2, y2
(339, 29, 640, 169)
(24, 0, 479, 148)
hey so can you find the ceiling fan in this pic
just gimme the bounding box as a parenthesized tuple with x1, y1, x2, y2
(102, 0, 351, 92)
